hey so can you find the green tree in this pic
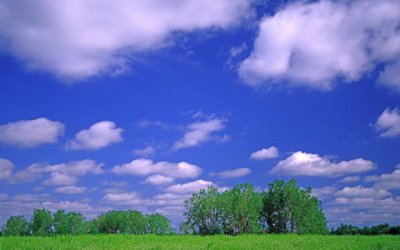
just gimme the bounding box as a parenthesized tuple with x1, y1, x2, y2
(262, 179, 328, 234)
(4, 216, 28, 236)
(146, 213, 172, 235)
(184, 186, 221, 235)
(31, 209, 53, 236)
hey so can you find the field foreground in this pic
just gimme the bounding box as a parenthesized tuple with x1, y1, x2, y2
(1, 235, 399, 250)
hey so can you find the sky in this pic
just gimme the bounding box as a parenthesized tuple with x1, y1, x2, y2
(0, 0, 399, 229)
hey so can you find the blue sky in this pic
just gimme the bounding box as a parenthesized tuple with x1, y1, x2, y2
(0, 0, 400, 228)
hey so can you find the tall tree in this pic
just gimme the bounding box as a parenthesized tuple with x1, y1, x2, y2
(146, 213, 172, 235)
(4, 216, 28, 236)
(31, 209, 53, 236)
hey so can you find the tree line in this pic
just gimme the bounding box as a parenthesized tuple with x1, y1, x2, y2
(1, 209, 173, 236)
(181, 179, 328, 235)
(331, 224, 400, 235)
(2, 179, 399, 236)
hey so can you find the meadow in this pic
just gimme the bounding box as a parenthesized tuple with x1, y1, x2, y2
(1, 235, 400, 250)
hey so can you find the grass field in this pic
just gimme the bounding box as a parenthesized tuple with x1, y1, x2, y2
(1, 235, 399, 250)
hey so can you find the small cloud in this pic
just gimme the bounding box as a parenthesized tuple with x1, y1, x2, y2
(364, 167, 400, 190)
(271, 151, 375, 177)
(250, 146, 279, 160)
(0, 118, 64, 148)
(374, 108, 400, 138)
(165, 180, 215, 194)
(145, 175, 174, 186)
(66, 121, 123, 150)
(340, 176, 361, 183)
(210, 168, 251, 179)
(133, 146, 155, 158)
(112, 159, 202, 179)
(172, 118, 226, 150)
(335, 186, 391, 198)
(0, 158, 14, 180)
(54, 186, 87, 194)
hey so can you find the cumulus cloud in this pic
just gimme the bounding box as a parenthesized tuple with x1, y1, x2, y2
(239, 0, 400, 91)
(271, 151, 375, 177)
(67, 121, 123, 150)
(340, 176, 361, 183)
(0, 118, 64, 148)
(133, 146, 155, 158)
(0, 0, 251, 80)
(375, 108, 400, 137)
(145, 175, 174, 186)
(11, 159, 103, 185)
(54, 185, 87, 194)
(335, 186, 391, 198)
(165, 179, 215, 194)
(250, 146, 279, 160)
(365, 167, 400, 190)
(103, 191, 142, 205)
(112, 159, 202, 180)
(173, 118, 226, 150)
(210, 167, 251, 179)
(0, 158, 14, 180)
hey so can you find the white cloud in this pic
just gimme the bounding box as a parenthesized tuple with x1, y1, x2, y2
(133, 146, 155, 158)
(112, 159, 202, 179)
(340, 176, 361, 183)
(250, 146, 279, 160)
(43, 173, 77, 186)
(173, 118, 225, 150)
(165, 179, 214, 194)
(210, 167, 251, 179)
(54, 185, 87, 194)
(365, 167, 400, 190)
(0, 158, 14, 180)
(271, 151, 375, 177)
(11, 159, 103, 185)
(335, 186, 391, 198)
(0, 0, 251, 80)
(145, 175, 174, 186)
(0, 118, 64, 148)
(375, 108, 400, 137)
(239, 0, 400, 91)
(311, 186, 337, 200)
(67, 121, 123, 150)
(103, 192, 143, 205)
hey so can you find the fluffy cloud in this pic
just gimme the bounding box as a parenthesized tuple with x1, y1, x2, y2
(67, 121, 123, 150)
(375, 108, 400, 138)
(54, 185, 87, 194)
(210, 167, 251, 179)
(250, 146, 279, 160)
(112, 159, 202, 180)
(145, 175, 174, 186)
(133, 146, 155, 158)
(103, 192, 142, 205)
(165, 180, 214, 194)
(271, 151, 375, 177)
(0, 0, 251, 80)
(0, 118, 64, 148)
(340, 176, 361, 183)
(365, 166, 400, 190)
(173, 118, 225, 150)
(335, 186, 391, 198)
(0, 158, 14, 180)
(11, 159, 103, 185)
(239, 0, 400, 91)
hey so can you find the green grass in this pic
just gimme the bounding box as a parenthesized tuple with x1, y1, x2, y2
(1, 235, 399, 250)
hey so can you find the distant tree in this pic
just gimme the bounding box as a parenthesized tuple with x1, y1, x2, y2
(262, 179, 327, 234)
(31, 209, 53, 236)
(4, 216, 28, 236)
(146, 213, 172, 235)
(83, 219, 99, 235)
(97, 210, 147, 234)
(184, 186, 221, 235)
